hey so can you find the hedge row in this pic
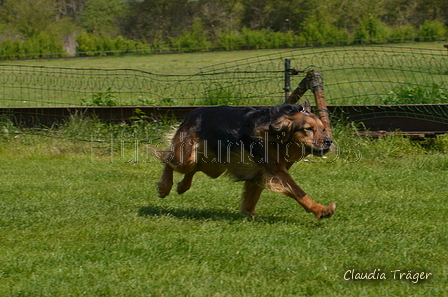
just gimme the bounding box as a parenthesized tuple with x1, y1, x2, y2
(0, 19, 446, 60)
(0, 32, 65, 60)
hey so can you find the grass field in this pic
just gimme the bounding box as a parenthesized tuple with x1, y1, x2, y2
(1, 42, 447, 74)
(1, 118, 447, 296)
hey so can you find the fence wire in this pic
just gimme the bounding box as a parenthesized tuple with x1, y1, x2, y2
(1, 45, 447, 109)
(1, 45, 448, 135)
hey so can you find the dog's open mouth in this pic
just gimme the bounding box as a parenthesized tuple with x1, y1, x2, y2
(306, 142, 332, 156)
(310, 147, 331, 156)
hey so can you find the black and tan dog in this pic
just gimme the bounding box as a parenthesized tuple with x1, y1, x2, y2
(157, 103, 336, 219)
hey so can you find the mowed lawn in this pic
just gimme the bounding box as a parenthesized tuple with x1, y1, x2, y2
(0, 130, 447, 296)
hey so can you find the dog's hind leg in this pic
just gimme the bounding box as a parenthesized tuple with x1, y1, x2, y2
(177, 170, 197, 194)
(157, 164, 174, 198)
(241, 180, 264, 216)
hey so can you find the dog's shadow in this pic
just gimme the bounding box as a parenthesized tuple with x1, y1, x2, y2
(138, 205, 325, 227)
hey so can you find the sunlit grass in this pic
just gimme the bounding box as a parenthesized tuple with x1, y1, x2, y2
(1, 121, 447, 296)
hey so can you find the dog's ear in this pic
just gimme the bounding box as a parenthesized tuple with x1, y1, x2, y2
(268, 116, 294, 141)
(299, 101, 312, 113)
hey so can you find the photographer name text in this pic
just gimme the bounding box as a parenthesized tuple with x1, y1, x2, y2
(344, 269, 432, 283)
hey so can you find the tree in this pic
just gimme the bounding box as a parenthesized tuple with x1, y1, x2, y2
(55, 0, 88, 22)
(0, 0, 57, 37)
(121, 0, 196, 43)
(241, 0, 311, 32)
(197, 0, 244, 41)
(79, 0, 125, 36)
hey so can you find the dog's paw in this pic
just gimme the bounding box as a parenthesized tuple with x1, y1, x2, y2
(241, 208, 257, 217)
(157, 182, 172, 198)
(176, 181, 191, 195)
(315, 202, 336, 220)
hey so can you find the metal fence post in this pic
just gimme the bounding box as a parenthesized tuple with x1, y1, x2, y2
(284, 58, 291, 101)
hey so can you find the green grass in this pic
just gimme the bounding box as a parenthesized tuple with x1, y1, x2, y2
(1, 42, 446, 74)
(1, 121, 447, 296)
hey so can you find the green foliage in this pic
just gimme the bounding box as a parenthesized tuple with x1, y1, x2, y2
(82, 88, 119, 106)
(418, 20, 448, 41)
(137, 96, 157, 106)
(388, 24, 417, 43)
(0, 0, 448, 60)
(301, 13, 351, 46)
(79, 0, 125, 36)
(354, 17, 390, 44)
(268, 30, 297, 48)
(0, 39, 22, 59)
(0, 114, 16, 140)
(216, 30, 246, 51)
(23, 31, 65, 58)
(76, 32, 98, 56)
(0, 32, 65, 59)
(241, 27, 269, 49)
(383, 83, 448, 104)
(76, 32, 138, 56)
(195, 86, 240, 105)
(0, 0, 56, 37)
(100, 36, 117, 55)
(216, 28, 313, 51)
(170, 18, 212, 53)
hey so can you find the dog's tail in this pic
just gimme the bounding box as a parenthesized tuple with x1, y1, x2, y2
(156, 125, 199, 173)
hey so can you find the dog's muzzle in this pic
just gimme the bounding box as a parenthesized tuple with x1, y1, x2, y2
(323, 138, 333, 148)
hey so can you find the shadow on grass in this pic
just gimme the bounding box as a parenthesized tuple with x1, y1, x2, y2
(138, 205, 326, 227)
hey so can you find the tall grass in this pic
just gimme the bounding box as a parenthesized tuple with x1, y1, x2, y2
(1, 117, 447, 296)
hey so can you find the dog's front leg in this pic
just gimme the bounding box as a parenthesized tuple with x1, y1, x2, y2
(241, 180, 264, 216)
(264, 170, 335, 219)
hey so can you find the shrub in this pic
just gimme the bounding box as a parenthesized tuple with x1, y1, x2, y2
(195, 86, 240, 106)
(241, 27, 269, 49)
(268, 31, 295, 48)
(170, 18, 212, 53)
(82, 88, 119, 106)
(114, 35, 137, 54)
(77, 32, 143, 56)
(418, 20, 448, 41)
(216, 30, 245, 51)
(149, 37, 169, 54)
(101, 36, 116, 55)
(354, 17, 390, 44)
(383, 83, 448, 104)
(388, 24, 416, 43)
(76, 32, 98, 56)
(7, 32, 65, 59)
(301, 13, 351, 46)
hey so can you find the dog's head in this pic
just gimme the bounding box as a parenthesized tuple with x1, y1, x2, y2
(267, 110, 333, 156)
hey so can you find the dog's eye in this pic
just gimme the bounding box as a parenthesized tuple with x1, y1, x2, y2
(305, 127, 314, 132)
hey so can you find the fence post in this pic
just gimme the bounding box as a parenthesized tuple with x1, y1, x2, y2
(284, 58, 291, 101)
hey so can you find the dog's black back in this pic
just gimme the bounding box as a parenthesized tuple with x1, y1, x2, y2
(179, 104, 305, 160)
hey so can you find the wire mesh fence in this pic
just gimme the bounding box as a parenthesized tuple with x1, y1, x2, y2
(199, 45, 448, 106)
(0, 45, 447, 109)
(0, 45, 448, 137)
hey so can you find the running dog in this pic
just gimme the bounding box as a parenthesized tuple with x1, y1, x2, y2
(157, 103, 335, 219)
